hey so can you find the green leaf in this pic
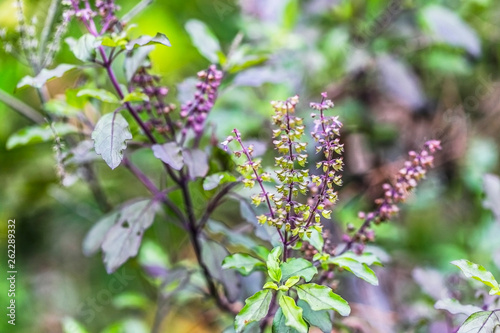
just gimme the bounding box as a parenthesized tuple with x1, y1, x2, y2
(263, 281, 278, 290)
(284, 276, 300, 289)
(335, 251, 382, 266)
(77, 88, 119, 103)
(17, 64, 76, 89)
(185, 19, 221, 63)
(82, 212, 120, 256)
(124, 45, 154, 81)
(6, 123, 78, 150)
(272, 308, 301, 333)
(203, 172, 237, 191)
(44, 99, 80, 116)
(297, 300, 332, 333)
(112, 292, 150, 310)
(328, 257, 379, 286)
(281, 258, 318, 283)
(222, 253, 265, 276)
(235, 289, 273, 333)
(122, 90, 149, 103)
(267, 247, 282, 282)
(62, 317, 89, 333)
(228, 54, 269, 74)
(152, 142, 184, 170)
(296, 283, 350, 316)
(302, 229, 324, 252)
(126, 33, 171, 51)
(278, 293, 308, 333)
(101, 199, 158, 273)
(65, 34, 100, 62)
(92, 113, 132, 169)
(451, 259, 500, 295)
(457, 311, 500, 333)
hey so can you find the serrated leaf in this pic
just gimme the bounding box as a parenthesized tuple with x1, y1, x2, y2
(6, 123, 78, 150)
(101, 199, 158, 273)
(122, 90, 149, 103)
(235, 289, 273, 333)
(272, 308, 301, 333)
(297, 300, 332, 333)
(335, 251, 382, 266)
(92, 113, 132, 169)
(126, 33, 171, 50)
(267, 247, 282, 282)
(278, 293, 308, 333)
(203, 172, 237, 191)
(78, 88, 119, 103)
(451, 259, 500, 295)
(152, 142, 184, 170)
(124, 45, 154, 81)
(183, 149, 209, 179)
(222, 253, 265, 276)
(280, 258, 317, 283)
(457, 311, 500, 333)
(328, 257, 379, 286)
(65, 34, 100, 62)
(185, 19, 221, 63)
(435, 298, 483, 316)
(82, 212, 119, 257)
(296, 283, 350, 316)
(17, 64, 76, 89)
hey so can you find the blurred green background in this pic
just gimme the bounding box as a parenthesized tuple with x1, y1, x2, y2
(1, 0, 500, 332)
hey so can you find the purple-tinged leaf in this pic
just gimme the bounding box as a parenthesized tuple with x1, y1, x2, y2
(152, 142, 184, 170)
(101, 199, 159, 273)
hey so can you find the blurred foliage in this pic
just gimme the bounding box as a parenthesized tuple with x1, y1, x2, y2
(0, 0, 500, 332)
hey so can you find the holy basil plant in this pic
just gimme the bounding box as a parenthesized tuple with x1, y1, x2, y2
(2, 0, 442, 331)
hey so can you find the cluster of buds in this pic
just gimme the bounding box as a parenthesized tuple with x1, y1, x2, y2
(181, 65, 223, 141)
(224, 93, 344, 241)
(131, 67, 175, 137)
(64, 0, 98, 22)
(95, 0, 120, 31)
(308, 92, 344, 228)
(64, 0, 119, 33)
(345, 140, 442, 253)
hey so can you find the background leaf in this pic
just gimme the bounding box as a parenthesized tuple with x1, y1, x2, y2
(17, 64, 76, 89)
(185, 19, 221, 63)
(6, 123, 78, 150)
